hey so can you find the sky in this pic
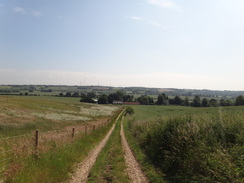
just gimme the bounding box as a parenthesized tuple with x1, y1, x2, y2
(1, 0, 244, 90)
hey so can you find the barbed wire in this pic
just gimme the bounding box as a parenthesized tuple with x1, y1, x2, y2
(44, 129, 66, 133)
(0, 133, 32, 141)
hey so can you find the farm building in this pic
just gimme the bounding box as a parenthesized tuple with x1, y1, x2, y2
(113, 101, 123, 105)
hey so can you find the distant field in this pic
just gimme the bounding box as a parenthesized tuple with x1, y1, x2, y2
(131, 105, 244, 121)
(0, 95, 119, 137)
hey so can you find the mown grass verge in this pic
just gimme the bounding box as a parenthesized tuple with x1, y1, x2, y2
(3, 109, 124, 183)
(87, 118, 130, 183)
(123, 116, 167, 183)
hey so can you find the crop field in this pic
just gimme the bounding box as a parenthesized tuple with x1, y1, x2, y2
(125, 105, 244, 182)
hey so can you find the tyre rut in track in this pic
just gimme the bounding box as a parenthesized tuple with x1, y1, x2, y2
(120, 117, 149, 183)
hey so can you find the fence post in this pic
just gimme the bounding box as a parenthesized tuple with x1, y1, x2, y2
(72, 127, 75, 138)
(93, 125, 95, 132)
(35, 129, 39, 157)
(85, 126, 87, 135)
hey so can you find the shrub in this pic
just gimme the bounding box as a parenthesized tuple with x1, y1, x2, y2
(125, 106, 134, 115)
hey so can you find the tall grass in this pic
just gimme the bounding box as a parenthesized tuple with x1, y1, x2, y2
(128, 106, 244, 182)
(123, 117, 167, 183)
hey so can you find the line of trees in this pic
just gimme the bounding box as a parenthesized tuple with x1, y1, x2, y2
(152, 94, 240, 107)
(60, 90, 244, 107)
(79, 91, 134, 104)
(234, 95, 244, 106)
(188, 96, 234, 107)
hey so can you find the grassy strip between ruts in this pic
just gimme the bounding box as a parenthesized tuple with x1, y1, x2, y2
(123, 116, 167, 183)
(87, 117, 130, 183)
(3, 110, 123, 183)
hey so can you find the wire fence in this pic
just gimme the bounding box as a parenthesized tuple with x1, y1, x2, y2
(0, 120, 110, 180)
(0, 134, 32, 141)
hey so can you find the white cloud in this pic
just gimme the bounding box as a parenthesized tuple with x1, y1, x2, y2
(13, 7, 26, 14)
(31, 11, 42, 17)
(146, 0, 182, 11)
(13, 6, 42, 17)
(131, 16, 143, 21)
(147, 20, 163, 27)
(147, 21, 175, 29)
(128, 16, 165, 28)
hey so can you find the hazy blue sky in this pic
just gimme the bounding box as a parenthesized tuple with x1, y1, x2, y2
(1, 0, 244, 90)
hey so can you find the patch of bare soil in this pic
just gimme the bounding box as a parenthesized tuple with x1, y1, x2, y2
(120, 118, 149, 183)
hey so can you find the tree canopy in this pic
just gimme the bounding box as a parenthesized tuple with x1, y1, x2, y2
(98, 94, 108, 104)
(192, 96, 201, 107)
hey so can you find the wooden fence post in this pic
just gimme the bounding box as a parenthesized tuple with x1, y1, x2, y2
(85, 126, 87, 135)
(35, 129, 39, 157)
(72, 127, 75, 138)
(93, 125, 95, 132)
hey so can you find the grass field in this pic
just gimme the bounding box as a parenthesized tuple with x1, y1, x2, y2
(0, 95, 119, 137)
(126, 105, 244, 182)
(131, 105, 230, 121)
(0, 95, 121, 182)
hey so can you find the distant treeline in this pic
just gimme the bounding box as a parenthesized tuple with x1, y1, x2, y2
(136, 93, 236, 107)
(0, 89, 20, 93)
(57, 91, 244, 107)
(2, 89, 244, 107)
(2, 84, 244, 98)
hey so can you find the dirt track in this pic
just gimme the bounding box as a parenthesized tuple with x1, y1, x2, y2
(68, 110, 148, 183)
(120, 118, 149, 183)
(69, 110, 124, 183)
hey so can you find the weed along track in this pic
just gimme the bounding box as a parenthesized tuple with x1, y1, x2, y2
(120, 117, 149, 183)
(69, 109, 125, 183)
